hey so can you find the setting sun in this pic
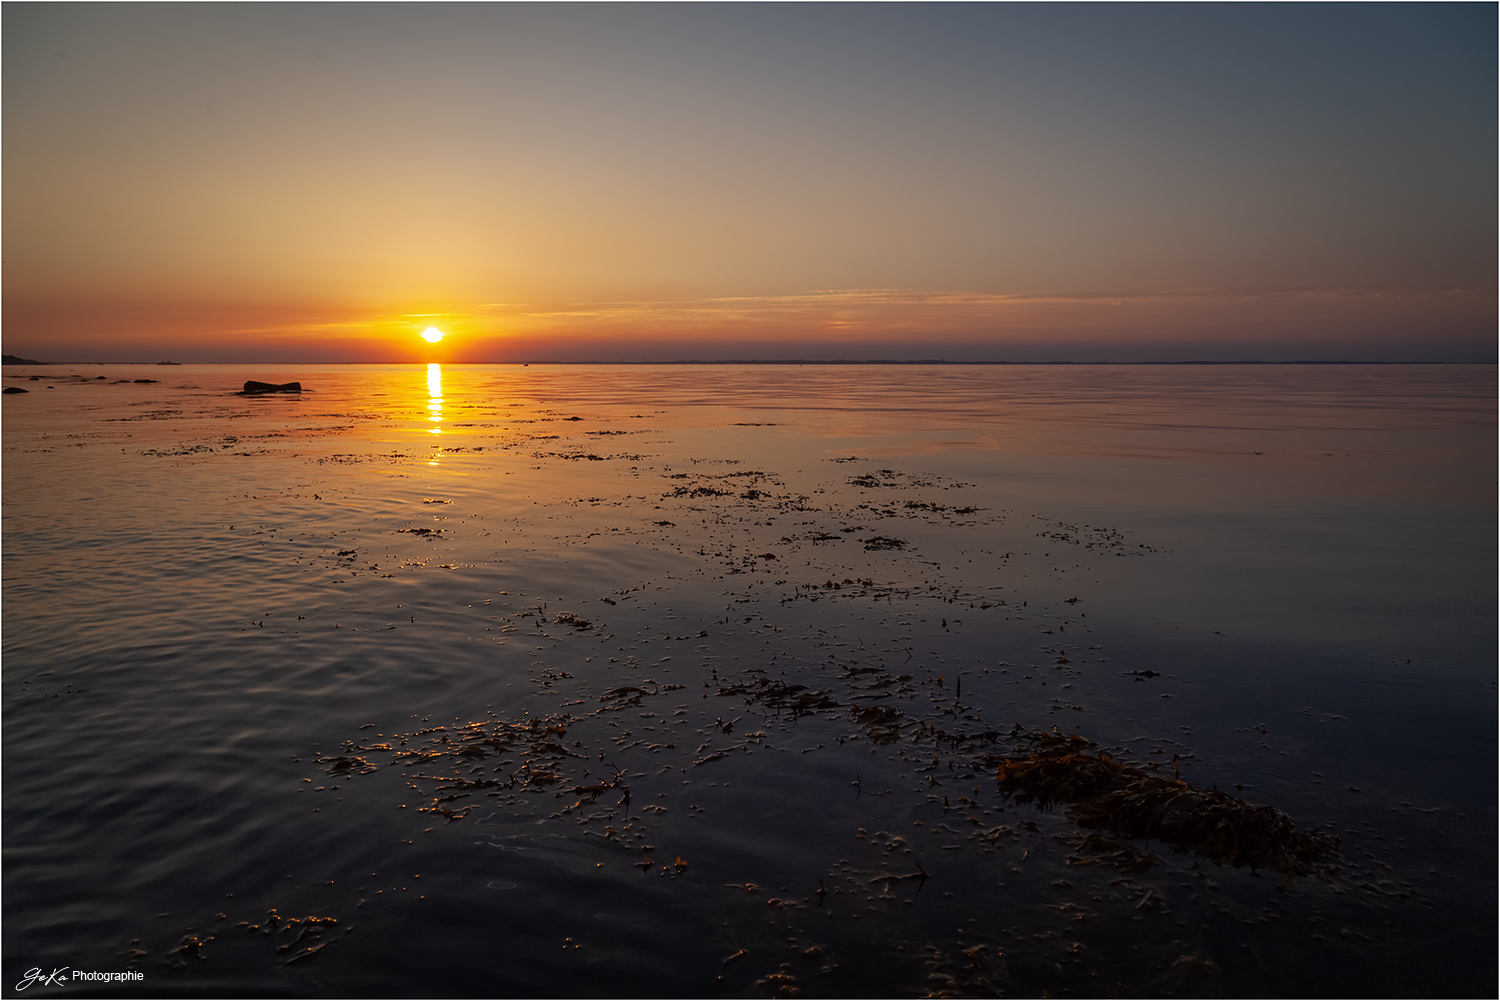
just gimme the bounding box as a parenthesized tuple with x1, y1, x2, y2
(421, 327, 444, 343)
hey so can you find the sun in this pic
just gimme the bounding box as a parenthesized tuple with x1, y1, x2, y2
(421, 327, 444, 343)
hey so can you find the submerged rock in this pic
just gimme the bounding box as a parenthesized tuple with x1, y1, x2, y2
(242, 381, 302, 394)
(3, 386, 29, 394)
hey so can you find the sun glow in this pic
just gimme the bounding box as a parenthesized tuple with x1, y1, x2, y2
(421, 327, 444, 343)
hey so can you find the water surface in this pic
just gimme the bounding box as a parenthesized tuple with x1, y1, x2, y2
(3, 363, 1494, 997)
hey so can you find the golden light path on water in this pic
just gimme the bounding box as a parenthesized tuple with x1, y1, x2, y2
(426, 363, 443, 463)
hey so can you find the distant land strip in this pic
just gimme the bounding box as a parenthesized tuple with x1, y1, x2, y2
(494, 359, 1470, 366)
(3, 356, 1485, 367)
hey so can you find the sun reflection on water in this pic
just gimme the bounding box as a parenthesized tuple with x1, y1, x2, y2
(427, 364, 443, 428)
(426, 363, 443, 463)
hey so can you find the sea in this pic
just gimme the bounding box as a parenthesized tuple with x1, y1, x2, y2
(2, 362, 1494, 998)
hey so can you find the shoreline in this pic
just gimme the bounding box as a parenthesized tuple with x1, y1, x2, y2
(5, 359, 1495, 367)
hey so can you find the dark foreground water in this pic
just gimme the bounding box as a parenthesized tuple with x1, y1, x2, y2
(3, 363, 1494, 998)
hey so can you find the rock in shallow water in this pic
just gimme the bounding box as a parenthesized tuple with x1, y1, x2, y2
(242, 381, 302, 394)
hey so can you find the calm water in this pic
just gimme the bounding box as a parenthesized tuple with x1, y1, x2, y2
(3, 363, 1494, 998)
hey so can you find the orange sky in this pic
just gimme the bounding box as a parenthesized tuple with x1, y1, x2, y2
(4, 6, 1494, 362)
(6, 285, 1491, 364)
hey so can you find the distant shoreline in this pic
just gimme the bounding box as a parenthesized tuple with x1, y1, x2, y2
(3, 358, 1492, 367)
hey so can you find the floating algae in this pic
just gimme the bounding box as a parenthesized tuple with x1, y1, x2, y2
(131, 905, 347, 974)
(240, 910, 345, 965)
(324, 713, 625, 823)
(989, 731, 1339, 881)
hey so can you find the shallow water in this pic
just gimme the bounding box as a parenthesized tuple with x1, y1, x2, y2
(3, 363, 1494, 998)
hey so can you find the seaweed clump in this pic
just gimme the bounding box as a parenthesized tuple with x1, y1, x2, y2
(991, 732, 1339, 880)
(715, 676, 839, 716)
(323, 713, 605, 823)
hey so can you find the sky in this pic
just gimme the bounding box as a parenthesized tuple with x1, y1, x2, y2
(4, 3, 1495, 363)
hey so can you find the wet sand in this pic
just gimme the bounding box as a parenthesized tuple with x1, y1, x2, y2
(3, 363, 1494, 997)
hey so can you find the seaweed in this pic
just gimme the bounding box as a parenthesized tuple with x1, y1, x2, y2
(716, 676, 839, 715)
(850, 703, 905, 743)
(664, 484, 734, 498)
(990, 731, 1339, 881)
(552, 611, 593, 630)
(323, 713, 613, 823)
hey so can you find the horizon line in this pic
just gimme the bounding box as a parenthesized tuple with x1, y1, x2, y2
(4, 357, 1493, 367)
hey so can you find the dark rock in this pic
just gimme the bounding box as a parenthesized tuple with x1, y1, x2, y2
(242, 381, 302, 394)
(2, 354, 42, 365)
(133, 379, 159, 384)
(3, 386, 29, 394)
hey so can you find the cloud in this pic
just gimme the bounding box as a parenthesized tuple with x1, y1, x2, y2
(457, 283, 1495, 344)
(5, 283, 1492, 363)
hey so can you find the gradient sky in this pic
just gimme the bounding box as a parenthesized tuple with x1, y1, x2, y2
(4, 3, 1494, 362)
